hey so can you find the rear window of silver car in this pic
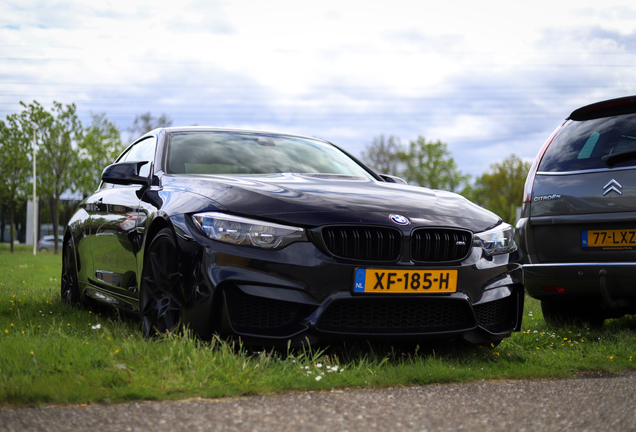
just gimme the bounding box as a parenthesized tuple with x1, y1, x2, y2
(538, 113, 636, 172)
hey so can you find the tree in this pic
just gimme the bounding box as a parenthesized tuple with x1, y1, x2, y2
(77, 113, 124, 196)
(0, 117, 32, 252)
(128, 112, 172, 137)
(20, 101, 83, 254)
(398, 136, 470, 192)
(361, 134, 402, 176)
(470, 154, 531, 224)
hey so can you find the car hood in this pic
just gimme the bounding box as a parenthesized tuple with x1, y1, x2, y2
(161, 173, 500, 232)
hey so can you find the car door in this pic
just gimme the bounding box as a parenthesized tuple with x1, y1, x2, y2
(87, 136, 157, 300)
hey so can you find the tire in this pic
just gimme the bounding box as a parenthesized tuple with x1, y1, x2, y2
(60, 239, 81, 305)
(140, 228, 183, 337)
(541, 300, 605, 328)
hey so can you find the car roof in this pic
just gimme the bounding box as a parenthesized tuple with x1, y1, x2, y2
(142, 126, 332, 145)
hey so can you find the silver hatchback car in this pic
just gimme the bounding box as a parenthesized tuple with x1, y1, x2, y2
(517, 95, 636, 326)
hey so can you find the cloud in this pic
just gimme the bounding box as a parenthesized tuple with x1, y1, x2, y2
(2, 0, 636, 179)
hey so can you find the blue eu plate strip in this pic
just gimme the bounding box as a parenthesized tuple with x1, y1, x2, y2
(581, 230, 588, 247)
(354, 269, 366, 292)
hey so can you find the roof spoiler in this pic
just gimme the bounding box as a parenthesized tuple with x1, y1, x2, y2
(569, 95, 636, 121)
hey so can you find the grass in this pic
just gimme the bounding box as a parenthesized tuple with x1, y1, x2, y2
(1, 244, 635, 406)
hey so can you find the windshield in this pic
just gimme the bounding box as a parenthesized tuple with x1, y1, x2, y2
(538, 113, 636, 172)
(166, 131, 374, 178)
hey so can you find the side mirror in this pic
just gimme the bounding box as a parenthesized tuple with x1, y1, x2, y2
(379, 174, 408, 185)
(101, 161, 150, 186)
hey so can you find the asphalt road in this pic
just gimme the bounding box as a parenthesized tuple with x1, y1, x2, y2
(2, 371, 636, 432)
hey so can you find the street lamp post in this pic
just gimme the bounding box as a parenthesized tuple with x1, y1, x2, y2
(32, 128, 37, 256)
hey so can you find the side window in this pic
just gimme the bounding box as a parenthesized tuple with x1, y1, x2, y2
(121, 137, 156, 176)
(102, 136, 157, 189)
(123, 137, 157, 178)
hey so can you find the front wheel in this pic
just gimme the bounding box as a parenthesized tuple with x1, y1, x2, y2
(140, 228, 183, 337)
(60, 239, 81, 305)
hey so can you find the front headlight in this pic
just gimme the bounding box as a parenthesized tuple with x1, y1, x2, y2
(192, 212, 307, 250)
(473, 223, 517, 256)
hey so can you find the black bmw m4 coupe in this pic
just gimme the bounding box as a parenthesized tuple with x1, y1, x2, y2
(62, 127, 523, 346)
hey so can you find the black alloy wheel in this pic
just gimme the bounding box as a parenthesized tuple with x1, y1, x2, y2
(61, 239, 81, 305)
(140, 228, 184, 337)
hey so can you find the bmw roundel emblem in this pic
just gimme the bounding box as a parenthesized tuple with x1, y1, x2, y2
(390, 214, 410, 226)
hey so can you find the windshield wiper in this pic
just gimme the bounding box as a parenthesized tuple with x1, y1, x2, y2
(601, 149, 636, 166)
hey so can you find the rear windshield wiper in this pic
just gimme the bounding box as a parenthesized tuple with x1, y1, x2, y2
(601, 149, 636, 166)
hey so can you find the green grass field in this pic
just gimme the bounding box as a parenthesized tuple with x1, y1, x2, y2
(2, 245, 635, 406)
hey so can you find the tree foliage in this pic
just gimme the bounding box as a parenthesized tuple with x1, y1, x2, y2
(0, 116, 32, 252)
(469, 154, 531, 224)
(77, 113, 124, 196)
(398, 136, 470, 192)
(0, 101, 125, 253)
(361, 134, 402, 176)
(18, 101, 83, 254)
(128, 112, 172, 137)
(362, 135, 469, 193)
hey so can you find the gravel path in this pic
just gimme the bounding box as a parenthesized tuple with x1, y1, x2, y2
(2, 371, 635, 431)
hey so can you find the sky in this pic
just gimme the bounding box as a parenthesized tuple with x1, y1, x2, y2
(1, 0, 636, 179)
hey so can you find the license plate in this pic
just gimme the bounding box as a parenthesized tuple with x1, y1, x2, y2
(582, 229, 636, 249)
(354, 268, 458, 293)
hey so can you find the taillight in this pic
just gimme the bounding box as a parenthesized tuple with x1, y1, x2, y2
(522, 121, 567, 203)
(541, 285, 566, 293)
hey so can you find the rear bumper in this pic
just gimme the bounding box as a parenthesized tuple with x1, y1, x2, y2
(525, 263, 636, 302)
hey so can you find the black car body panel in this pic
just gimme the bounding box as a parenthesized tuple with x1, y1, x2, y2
(160, 174, 500, 230)
(518, 96, 636, 324)
(63, 127, 523, 345)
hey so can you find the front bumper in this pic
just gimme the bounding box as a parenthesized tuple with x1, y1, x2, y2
(219, 283, 524, 346)
(174, 214, 525, 345)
